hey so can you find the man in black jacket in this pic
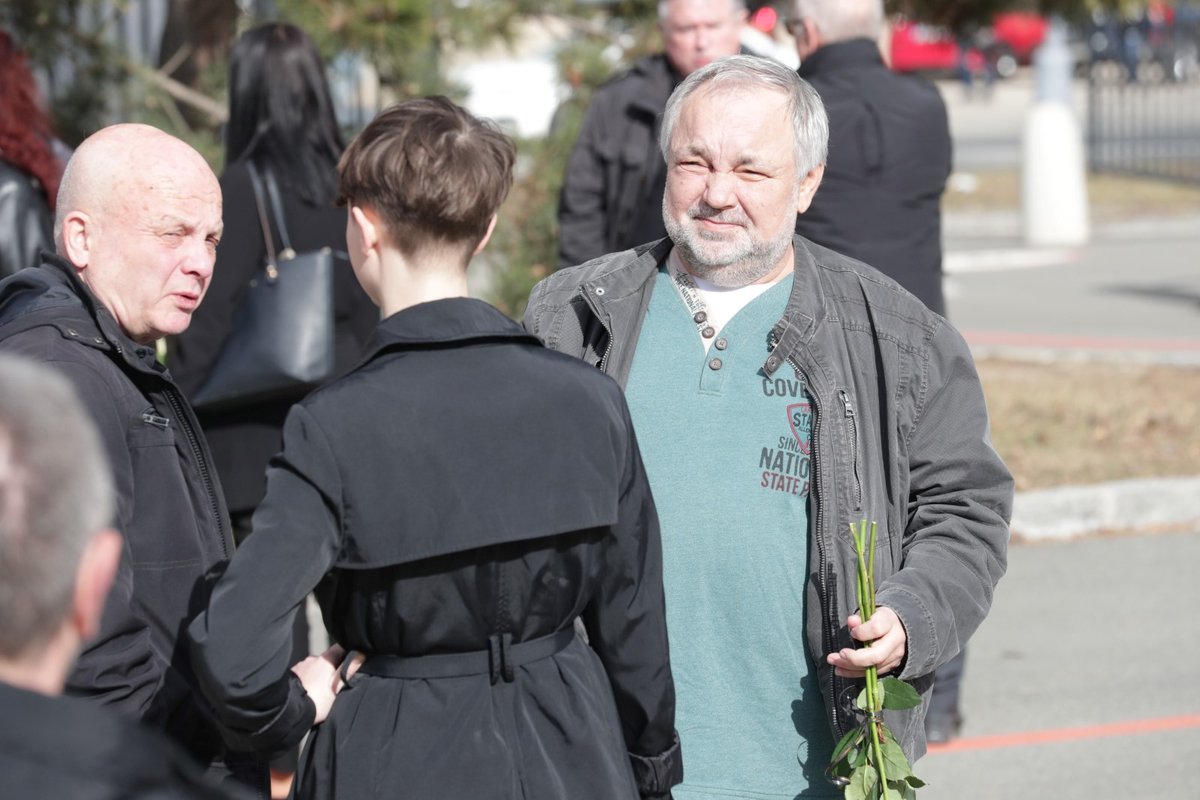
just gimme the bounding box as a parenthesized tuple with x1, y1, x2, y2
(556, 0, 747, 268)
(0, 124, 265, 794)
(788, 0, 952, 315)
(0, 354, 238, 799)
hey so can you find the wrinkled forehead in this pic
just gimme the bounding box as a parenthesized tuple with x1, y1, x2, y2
(110, 158, 221, 220)
(678, 82, 789, 133)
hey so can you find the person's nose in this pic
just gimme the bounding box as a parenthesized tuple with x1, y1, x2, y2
(703, 171, 737, 209)
(182, 236, 216, 282)
(695, 26, 712, 52)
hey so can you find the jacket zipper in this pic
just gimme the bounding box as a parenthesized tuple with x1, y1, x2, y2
(839, 389, 863, 511)
(580, 285, 614, 373)
(163, 389, 229, 559)
(785, 354, 847, 741)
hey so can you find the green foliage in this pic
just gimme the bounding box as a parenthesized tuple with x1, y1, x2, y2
(880, 676, 922, 710)
(826, 521, 925, 799)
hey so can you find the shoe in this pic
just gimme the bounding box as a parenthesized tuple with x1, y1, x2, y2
(925, 713, 962, 744)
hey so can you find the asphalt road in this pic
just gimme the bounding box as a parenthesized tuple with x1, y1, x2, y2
(915, 529, 1200, 800)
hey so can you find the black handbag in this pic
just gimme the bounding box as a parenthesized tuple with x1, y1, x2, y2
(191, 164, 335, 411)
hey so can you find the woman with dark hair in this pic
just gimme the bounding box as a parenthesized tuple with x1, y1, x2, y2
(170, 22, 377, 546)
(0, 30, 64, 279)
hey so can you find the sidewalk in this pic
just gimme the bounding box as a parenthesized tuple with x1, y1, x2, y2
(943, 206, 1200, 540)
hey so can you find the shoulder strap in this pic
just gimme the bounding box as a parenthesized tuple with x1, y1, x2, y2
(261, 169, 295, 258)
(245, 162, 279, 274)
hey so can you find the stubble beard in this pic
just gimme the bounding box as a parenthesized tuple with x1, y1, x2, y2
(663, 197, 795, 289)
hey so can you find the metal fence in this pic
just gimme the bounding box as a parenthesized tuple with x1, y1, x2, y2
(1086, 19, 1200, 183)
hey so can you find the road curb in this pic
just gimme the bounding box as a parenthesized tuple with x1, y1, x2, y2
(1011, 476, 1200, 541)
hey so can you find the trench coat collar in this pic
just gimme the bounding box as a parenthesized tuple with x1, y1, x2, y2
(360, 297, 540, 364)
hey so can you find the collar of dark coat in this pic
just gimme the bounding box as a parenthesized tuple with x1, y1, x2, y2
(624, 45, 760, 117)
(360, 297, 540, 363)
(625, 54, 680, 117)
(580, 236, 828, 377)
(798, 37, 885, 79)
(0, 681, 219, 795)
(0, 253, 162, 371)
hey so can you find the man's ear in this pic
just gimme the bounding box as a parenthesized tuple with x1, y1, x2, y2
(473, 214, 499, 256)
(60, 211, 92, 270)
(795, 164, 826, 215)
(802, 18, 821, 49)
(71, 529, 122, 643)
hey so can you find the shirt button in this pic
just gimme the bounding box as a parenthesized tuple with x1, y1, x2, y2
(714, 338, 728, 350)
(701, 326, 715, 339)
(693, 311, 707, 324)
(708, 358, 723, 371)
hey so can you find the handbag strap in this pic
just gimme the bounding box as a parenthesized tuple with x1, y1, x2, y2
(245, 162, 279, 279)
(261, 168, 296, 259)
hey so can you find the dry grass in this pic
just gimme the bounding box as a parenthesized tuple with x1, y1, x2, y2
(944, 169, 1200, 222)
(945, 171, 1200, 491)
(977, 359, 1200, 491)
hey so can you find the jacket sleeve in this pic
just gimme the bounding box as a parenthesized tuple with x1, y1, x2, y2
(581, 400, 682, 798)
(876, 322, 1012, 680)
(188, 405, 341, 755)
(168, 164, 263, 397)
(0, 172, 54, 280)
(556, 94, 614, 270)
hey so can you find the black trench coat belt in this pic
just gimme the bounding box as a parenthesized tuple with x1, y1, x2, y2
(357, 629, 577, 685)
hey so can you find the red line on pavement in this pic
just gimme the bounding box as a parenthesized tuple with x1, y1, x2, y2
(927, 714, 1200, 754)
(962, 330, 1200, 352)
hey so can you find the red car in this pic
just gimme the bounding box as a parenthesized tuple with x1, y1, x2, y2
(889, 13, 1048, 78)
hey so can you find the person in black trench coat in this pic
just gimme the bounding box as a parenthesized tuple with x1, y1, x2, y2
(187, 96, 683, 800)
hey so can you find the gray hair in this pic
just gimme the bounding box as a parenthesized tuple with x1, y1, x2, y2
(0, 355, 113, 658)
(659, 54, 829, 175)
(658, 0, 746, 22)
(791, 0, 883, 43)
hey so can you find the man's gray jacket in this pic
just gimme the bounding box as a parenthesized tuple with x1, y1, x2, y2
(524, 236, 1012, 760)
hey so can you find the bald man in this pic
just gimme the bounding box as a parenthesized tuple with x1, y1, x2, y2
(0, 124, 265, 793)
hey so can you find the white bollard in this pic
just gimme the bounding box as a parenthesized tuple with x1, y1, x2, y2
(1021, 19, 1090, 247)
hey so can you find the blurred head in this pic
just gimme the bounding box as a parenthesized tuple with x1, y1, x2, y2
(336, 96, 515, 287)
(660, 56, 827, 287)
(55, 124, 223, 344)
(225, 22, 344, 204)
(659, 0, 747, 77)
(787, 0, 884, 61)
(0, 355, 119, 682)
(0, 30, 64, 208)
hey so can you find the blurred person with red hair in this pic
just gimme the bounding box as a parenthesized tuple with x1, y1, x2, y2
(0, 30, 64, 279)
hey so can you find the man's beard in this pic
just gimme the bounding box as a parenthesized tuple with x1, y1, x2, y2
(662, 197, 796, 288)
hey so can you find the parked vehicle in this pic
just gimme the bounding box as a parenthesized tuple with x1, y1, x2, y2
(889, 13, 1048, 79)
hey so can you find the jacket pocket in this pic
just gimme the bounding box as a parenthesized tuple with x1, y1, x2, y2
(125, 407, 206, 567)
(838, 389, 864, 513)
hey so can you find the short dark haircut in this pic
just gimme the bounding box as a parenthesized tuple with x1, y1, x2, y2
(337, 96, 515, 261)
(225, 22, 344, 205)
